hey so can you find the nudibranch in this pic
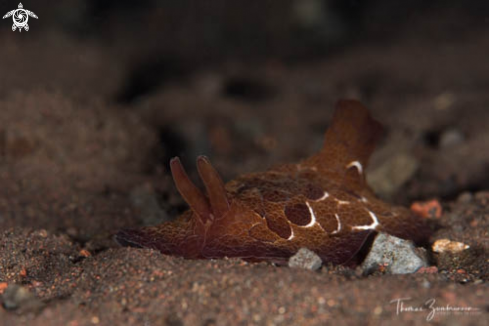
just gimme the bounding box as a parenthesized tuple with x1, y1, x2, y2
(116, 100, 430, 265)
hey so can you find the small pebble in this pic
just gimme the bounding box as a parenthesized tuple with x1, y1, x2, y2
(1, 284, 44, 314)
(439, 128, 464, 148)
(361, 233, 428, 275)
(474, 191, 489, 202)
(432, 239, 470, 253)
(288, 248, 323, 270)
(456, 192, 473, 204)
(373, 306, 383, 316)
(433, 92, 455, 111)
(79, 249, 91, 258)
(410, 199, 442, 218)
(367, 152, 418, 198)
(0, 282, 8, 295)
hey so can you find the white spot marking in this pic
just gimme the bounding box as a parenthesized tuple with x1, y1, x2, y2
(346, 160, 363, 175)
(304, 201, 317, 228)
(352, 209, 380, 231)
(334, 198, 350, 205)
(315, 191, 329, 202)
(332, 214, 342, 234)
(287, 228, 295, 240)
(360, 196, 368, 203)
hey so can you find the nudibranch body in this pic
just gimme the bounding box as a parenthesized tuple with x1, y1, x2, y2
(116, 100, 429, 264)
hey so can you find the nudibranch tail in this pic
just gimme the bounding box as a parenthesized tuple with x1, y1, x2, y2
(303, 100, 383, 192)
(170, 157, 211, 221)
(322, 99, 383, 170)
(196, 156, 230, 219)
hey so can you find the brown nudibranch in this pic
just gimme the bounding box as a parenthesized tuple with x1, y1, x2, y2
(116, 100, 430, 265)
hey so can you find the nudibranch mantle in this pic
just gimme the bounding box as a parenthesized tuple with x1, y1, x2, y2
(116, 100, 429, 265)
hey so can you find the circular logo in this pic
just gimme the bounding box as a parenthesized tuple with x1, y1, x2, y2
(13, 9, 28, 28)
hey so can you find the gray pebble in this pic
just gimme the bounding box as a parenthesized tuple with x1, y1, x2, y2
(2, 284, 44, 314)
(361, 233, 428, 275)
(457, 192, 473, 204)
(367, 152, 419, 198)
(288, 248, 323, 270)
(422, 280, 431, 289)
(439, 128, 464, 148)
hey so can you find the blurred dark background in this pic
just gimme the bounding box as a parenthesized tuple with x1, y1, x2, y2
(1, 0, 488, 102)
